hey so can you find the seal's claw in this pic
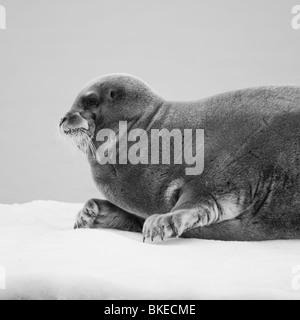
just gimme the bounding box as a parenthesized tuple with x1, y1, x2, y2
(74, 221, 82, 229)
(142, 214, 180, 244)
(74, 199, 100, 229)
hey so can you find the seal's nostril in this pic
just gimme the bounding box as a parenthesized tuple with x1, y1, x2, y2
(59, 117, 67, 127)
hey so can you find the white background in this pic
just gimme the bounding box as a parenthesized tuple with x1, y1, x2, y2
(0, 0, 300, 203)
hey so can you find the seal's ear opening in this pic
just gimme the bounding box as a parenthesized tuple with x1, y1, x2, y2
(109, 90, 116, 99)
(108, 88, 125, 101)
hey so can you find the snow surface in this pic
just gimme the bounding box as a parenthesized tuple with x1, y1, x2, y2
(0, 201, 299, 300)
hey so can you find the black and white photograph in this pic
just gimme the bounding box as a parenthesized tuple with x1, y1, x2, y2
(0, 0, 300, 302)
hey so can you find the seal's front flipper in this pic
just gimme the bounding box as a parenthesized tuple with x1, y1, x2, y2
(142, 207, 218, 243)
(142, 182, 247, 243)
(75, 199, 144, 232)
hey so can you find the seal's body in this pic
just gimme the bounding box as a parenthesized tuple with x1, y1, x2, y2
(60, 74, 300, 242)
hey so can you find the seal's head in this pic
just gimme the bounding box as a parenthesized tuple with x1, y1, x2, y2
(59, 74, 162, 154)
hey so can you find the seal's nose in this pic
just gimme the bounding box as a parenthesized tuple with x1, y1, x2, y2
(60, 113, 89, 131)
(59, 117, 67, 127)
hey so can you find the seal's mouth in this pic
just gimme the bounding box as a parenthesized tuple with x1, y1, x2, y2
(59, 114, 96, 156)
(63, 127, 92, 137)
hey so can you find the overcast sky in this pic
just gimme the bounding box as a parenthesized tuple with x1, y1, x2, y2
(0, 0, 299, 203)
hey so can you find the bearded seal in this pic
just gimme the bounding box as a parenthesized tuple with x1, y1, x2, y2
(60, 74, 300, 242)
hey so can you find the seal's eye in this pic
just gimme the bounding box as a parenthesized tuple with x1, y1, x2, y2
(84, 95, 99, 109)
